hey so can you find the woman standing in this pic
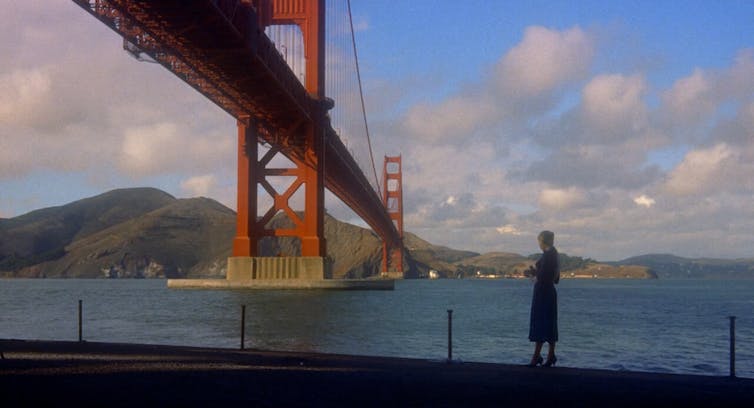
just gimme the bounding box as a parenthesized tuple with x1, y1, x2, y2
(525, 230, 560, 367)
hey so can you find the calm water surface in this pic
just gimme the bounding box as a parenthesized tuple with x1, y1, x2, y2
(1, 278, 751, 378)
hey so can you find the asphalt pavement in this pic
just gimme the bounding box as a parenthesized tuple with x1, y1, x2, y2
(1, 339, 752, 407)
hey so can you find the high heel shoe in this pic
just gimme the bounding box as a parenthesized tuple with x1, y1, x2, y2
(543, 356, 557, 367)
(526, 355, 543, 367)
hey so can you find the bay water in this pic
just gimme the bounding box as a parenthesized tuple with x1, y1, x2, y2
(0, 278, 751, 378)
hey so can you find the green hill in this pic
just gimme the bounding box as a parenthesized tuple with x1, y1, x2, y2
(22, 197, 236, 278)
(0, 188, 410, 279)
(0, 188, 175, 271)
(403, 232, 479, 278)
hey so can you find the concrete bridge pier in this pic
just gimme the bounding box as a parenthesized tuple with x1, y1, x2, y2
(168, 256, 392, 289)
(227, 256, 326, 281)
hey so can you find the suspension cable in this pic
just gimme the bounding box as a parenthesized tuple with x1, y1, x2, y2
(346, 0, 381, 198)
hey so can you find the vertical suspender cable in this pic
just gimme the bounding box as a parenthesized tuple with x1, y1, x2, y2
(347, 0, 382, 198)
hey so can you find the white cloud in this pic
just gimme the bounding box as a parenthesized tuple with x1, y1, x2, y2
(743, 102, 754, 126)
(0, 68, 52, 126)
(496, 26, 594, 97)
(181, 174, 216, 197)
(662, 68, 714, 124)
(633, 194, 655, 208)
(496, 224, 522, 235)
(524, 143, 661, 190)
(664, 143, 734, 196)
(120, 122, 180, 175)
(581, 74, 648, 136)
(118, 120, 234, 178)
(723, 49, 754, 100)
(661, 49, 754, 129)
(403, 94, 497, 144)
(399, 26, 596, 148)
(538, 187, 587, 211)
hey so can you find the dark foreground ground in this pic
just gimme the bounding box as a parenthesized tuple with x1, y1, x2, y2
(1, 339, 752, 407)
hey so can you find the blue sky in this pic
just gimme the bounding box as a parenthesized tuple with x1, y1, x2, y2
(2, 1, 754, 260)
(357, 1, 753, 87)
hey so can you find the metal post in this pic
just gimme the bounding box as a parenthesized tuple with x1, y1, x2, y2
(729, 316, 736, 377)
(241, 305, 246, 350)
(78, 299, 83, 342)
(447, 309, 453, 362)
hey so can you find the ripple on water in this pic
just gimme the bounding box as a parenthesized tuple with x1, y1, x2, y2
(607, 363, 628, 371)
(644, 365, 674, 374)
(691, 363, 720, 374)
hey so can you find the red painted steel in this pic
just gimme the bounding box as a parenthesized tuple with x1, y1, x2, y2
(382, 156, 404, 273)
(233, 116, 258, 257)
(256, 0, 326, 257)
(72, 0, 401, 262)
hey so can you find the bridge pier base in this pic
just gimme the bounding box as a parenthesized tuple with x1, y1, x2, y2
(168, 256, 393, 290)
(226, 256, 326, 281)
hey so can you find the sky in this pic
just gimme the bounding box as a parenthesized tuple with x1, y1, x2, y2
(2, 1, 754, 261)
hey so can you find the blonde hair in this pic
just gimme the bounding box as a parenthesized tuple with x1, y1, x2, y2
(538, 230, 555, 247)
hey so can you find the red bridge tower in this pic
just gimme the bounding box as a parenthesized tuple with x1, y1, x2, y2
(230, 0, 329, 280)
(382, 156, 404, 277)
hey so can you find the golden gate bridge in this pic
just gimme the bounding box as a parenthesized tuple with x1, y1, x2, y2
(72, 0, 404, 287)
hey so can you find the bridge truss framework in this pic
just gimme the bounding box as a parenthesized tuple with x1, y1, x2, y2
(73, 0, 404, 282)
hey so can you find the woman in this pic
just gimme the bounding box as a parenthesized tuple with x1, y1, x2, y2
(525, 230, 560, 367)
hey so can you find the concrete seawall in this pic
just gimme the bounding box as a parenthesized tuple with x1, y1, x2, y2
(1, 339, 752, 407)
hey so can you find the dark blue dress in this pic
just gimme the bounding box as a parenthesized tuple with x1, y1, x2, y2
(529, 247, 559, 343)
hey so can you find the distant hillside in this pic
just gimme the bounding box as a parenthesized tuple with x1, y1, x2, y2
(0, 188, 175, 272)
(453, 252, 531, 278)
(0, 188, 414, 279)
(399, 239, 654, 279)
(561, 263, 656, 279)
(1, 188, 706, 280)
(614, 254, 754, 279)
(449, 252, 654, 279)
(21, 197, 236, 278)
(403, 233, 479, 278)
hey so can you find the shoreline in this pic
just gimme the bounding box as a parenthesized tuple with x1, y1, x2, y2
(2, 339, 752, 407)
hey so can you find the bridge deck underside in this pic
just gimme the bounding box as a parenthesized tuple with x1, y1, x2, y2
(74, 0, 400, 247)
